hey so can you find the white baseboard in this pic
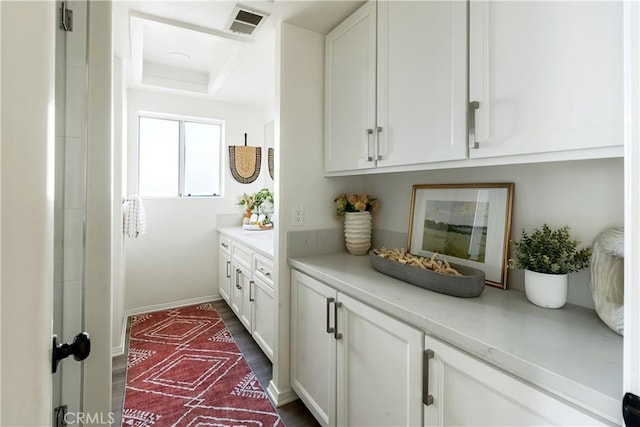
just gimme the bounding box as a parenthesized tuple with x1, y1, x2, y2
(267, 380, 299, 407)
(111, 294, 222, 355)
(111, 315, 128, 357)
(125, 294, 222, 316)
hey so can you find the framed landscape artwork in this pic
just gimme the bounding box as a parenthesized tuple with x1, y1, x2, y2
(407, 183, 514, 289)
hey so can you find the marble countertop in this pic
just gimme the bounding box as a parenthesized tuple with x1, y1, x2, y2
(218, 227, 274, 258)
(289, 252, 622, 424)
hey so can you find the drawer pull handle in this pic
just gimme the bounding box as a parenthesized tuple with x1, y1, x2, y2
(236, 269, 242, 289)
(249, 280, 255, 302)
(333, 301, 342, 340)
(469, 101, 480, 149)
(258, 267, 272, 277)
(423, 349, 434, 406)
(226, 261, 231, 278)
(366, 129, 374, 161)
(326, 297, 335, 334)
(221, 242, 229, 248)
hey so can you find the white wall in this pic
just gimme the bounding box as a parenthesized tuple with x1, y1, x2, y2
(1, 2, 55, 424)
(112, 56, 127, 355)
(365, 158, 624, 308)
(83, 0, 113, 416)
(124, 89, 271, 314)
(270, 22, 361, 405)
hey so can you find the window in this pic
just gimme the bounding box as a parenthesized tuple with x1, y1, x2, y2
(138, 116, 222, 197)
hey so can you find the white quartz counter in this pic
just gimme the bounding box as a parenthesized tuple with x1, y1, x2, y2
(218, 227, 274, 258)
(289, 252, 622, 424)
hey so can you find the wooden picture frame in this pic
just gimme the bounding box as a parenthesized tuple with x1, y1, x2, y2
(407, 183, 514, 289)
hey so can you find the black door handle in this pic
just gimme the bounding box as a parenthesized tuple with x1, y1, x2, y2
(623, 392, 640, 427)
(52, 332, 91, 373)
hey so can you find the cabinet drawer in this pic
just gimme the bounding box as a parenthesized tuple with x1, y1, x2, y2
(231, 242, 252, 269)
(219, 235, 231, 254)
(253, 253, 274, 287)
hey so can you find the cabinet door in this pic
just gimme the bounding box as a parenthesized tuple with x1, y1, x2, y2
(469, 1, 623, 159)
(230, 261, 246, 319)
(238, 265, 252, 331)
(291, 271, 337, 426)
(423, 335, 608, 426)
(337, 292, 423, 427)
(325, 1, 377, 173)
(218, 250, 231, 303)
(250, 276, 274, 362)
(376, 1, 467, 167)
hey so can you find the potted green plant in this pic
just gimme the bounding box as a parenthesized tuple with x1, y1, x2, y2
(253, 188, 274, 213)
(510, 224, 591, 308)
(238, 188, 274, 228)
(238, 193, 255, 223)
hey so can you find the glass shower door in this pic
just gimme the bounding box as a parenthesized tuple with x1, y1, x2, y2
(52, 1, 88, 425)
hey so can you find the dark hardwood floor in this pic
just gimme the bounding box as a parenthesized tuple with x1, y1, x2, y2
(111, 300, 318, 426)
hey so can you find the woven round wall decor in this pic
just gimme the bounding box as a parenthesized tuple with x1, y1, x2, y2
(229, 133, 262, 184)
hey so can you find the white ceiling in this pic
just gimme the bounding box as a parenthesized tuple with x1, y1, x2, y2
(113, 1, 365, 107)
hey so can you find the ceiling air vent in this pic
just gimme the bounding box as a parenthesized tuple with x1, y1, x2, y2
(226, 5, 269, 36)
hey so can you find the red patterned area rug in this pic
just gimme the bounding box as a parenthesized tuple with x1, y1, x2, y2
(122, 302, 284, 427)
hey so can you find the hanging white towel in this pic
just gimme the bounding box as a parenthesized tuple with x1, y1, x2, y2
(123, 195, 147, 239)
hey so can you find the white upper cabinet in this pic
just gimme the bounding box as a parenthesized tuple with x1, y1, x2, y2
(325, 2, 377, 173)
(376, 1, 468, 167)
(325, 1, 468, 174)
(469, 1, 624, 159)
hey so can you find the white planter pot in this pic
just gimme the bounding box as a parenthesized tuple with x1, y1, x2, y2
(524, 270, 568, 309)
(344, 211, 372, 255)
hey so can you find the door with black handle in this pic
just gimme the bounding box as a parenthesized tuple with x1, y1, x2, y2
(52, 332, 91, 374)
(624, 393, 640, 427)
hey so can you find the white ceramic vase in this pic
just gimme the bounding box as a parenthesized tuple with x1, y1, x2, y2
(524, 270, 568, 309)
(344, 211, 372, 255)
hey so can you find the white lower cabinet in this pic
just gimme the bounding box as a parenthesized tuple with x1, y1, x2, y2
(238, 265, 253, 331)
(250, 275, 274, 361)
(218, 239, 231, 302)
(291, 269, 610, 427)
(423, 335, 608, 426)
(230, 260, 251, 330)
(291, 270, 423, 426)
(218, 232, 274, 362)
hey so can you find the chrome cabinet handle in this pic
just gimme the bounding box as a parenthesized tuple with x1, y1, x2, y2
(226, 261, 231, 279)
(366, 129, 374, 161)
(333, 301, 342, 340)
(221, 242, 229, 248)
(258, 267, 272, 277)
(236, 269, 242, 289)
(376, 126, 383, 160)
(423, 349, 434, 405)
(469, 101, 480, 149)
(249, 280, 255, 302)
(326, 297, 335, 334)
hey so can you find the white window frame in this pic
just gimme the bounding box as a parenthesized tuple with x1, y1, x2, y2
(137, 112, 225, 198)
